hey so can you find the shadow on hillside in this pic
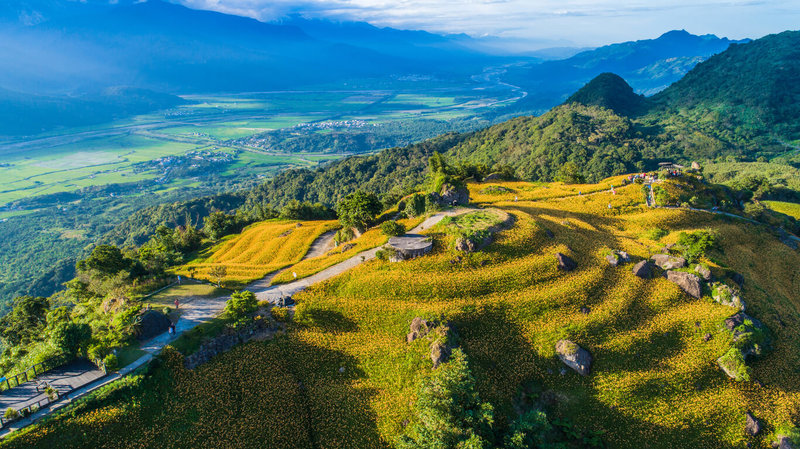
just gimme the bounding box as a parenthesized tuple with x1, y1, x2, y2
(453, 304, 740, 449)
(296, 308, 359, 333)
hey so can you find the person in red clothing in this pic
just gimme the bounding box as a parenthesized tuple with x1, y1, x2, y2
(174, 299, 180, 310)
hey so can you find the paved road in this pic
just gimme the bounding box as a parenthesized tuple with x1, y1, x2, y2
(255, 208, 469, 302)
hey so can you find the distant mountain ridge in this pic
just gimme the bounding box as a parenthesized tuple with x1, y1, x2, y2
(502, 29, 747, 114)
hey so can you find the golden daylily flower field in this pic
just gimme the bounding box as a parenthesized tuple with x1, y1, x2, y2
(6, 179, 800, 449)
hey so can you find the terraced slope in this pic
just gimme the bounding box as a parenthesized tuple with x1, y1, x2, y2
(173, 219, 340, 286)
(7, 178, 800, 449)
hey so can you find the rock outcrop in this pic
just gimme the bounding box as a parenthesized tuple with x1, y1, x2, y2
(454, 237, 476, 253)
(665, 271, 703, 298)
(605, 250, 630, 267)
(775, 436, 797, 449)
(555, 339, 592, 376)
(651, 254, 687, 270)
(745, 412, 761, 436)
(632, 260, 654, 279)
(694, 264, 713, 281)
(711, 283, 745, 310)
(438, 183, 470, 206)
(556, 253, 577, 271)
(406, 317, 458, 369)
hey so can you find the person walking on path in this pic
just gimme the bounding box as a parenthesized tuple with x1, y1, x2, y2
(174, 299, 180, 310)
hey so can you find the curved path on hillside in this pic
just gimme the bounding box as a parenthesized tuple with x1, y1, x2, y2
(253, 208, 470, 302)
(0, 208, 470, 436)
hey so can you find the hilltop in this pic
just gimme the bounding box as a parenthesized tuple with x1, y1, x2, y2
(4, 175, 800, 448)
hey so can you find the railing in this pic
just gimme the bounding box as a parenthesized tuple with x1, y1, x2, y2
(0, 354, 70, 393)
(0, 390, 60, 428)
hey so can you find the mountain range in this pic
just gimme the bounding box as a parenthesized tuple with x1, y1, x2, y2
(0, 0, 751, 136)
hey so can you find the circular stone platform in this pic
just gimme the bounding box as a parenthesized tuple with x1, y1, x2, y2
(387, 234, 433, 259)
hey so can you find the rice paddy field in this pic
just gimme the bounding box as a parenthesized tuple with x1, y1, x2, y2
(7, 178, 800, 449)
(173, 219, 340, 286)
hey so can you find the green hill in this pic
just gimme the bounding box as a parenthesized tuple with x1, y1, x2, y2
(565, 72, 647, 117)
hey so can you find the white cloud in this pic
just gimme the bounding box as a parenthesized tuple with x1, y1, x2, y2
(173, 0, 800, 47)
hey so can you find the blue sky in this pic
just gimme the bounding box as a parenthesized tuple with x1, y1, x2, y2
(175, 0, 800, 47)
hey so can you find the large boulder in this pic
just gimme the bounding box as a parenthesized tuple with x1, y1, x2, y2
(711, 283, 745, 311)
(724, 312, 767, 357)
(482, 173, 503, 182)
(665, 271, 703, 299)
(605, 250, 630, 267)
(745, 412, 761, 436)
(555, 339, 592, 376)
(775, 436, 797, 449)
(556, 253, 577, 271)
(632, 260, 654, 279)
(651, 254, 687, 270)
(136, 310, 171, 340)
(439, 183, 469, 206)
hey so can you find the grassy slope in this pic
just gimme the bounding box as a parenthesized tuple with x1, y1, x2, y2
(173, 219, 340, 286)
(7, 178, 800, 449)
(764, 201, 800, 220)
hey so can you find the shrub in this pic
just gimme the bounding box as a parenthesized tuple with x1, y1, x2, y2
(645, 227, 669, 241)
(376, 247, 399, 262)
(334, 228, 356, 245)
(398, 348, 494, 449)
(718, 348, 751, 382)
(4, 407, 19, 420)
(270, 307, 290, 323)
(225, 291, 258, 320)
(380, 220, 406, 237)
(103, 353, 119, 372)
(50, 322, 92, 356)
(677, 229, 717, 262)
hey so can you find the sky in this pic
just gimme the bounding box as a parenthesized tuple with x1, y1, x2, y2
(175, 0, 800, 48)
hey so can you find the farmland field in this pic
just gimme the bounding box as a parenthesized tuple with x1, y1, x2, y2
(9, 178, 800, 448)
(173, 219, 340, 286)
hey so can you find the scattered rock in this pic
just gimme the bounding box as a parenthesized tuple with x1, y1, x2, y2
(775, 436, 797, 449)
(406, 317, 432, 343)
(692, 161, 702, 170)
(135, 310, 170, 340)
(651, 254, 687, 270)
(665, 271, 703, 299)
(274, 296, 295, 307)
(338, 367, 346, 374)
(556, 253, 577, 271)
(339, 243, 356, 252)
(544, 229, 555, 239)
(606, 250, 630, 266)
(745, 412, 761, 436)
(632, 260, 654, 279)
(555, 339, 592, 376)
(431, 341, 452, 368)
(711, 283, 746, 310)
(482, 172, 503, 182)
(703, 333, 713, 342)
(580, 306, 591, 314)
(724, 312, 767, 357)
(454, 237, 476, 253)
(695, 264, 713, 281)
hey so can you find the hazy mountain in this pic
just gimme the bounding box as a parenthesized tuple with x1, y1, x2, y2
(503, 30, 747, 114)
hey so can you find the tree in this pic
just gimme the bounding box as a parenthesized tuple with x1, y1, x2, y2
(380, 220, 406, 237)
(209, 265, 227, 287)
(677, 229, 717, 262)
(225, 290, 258, 319)
(399, 348, 494, 449)
(336, 191, 383, 232)
(76, 245, 131, 277)
(556, 161, 585, 184)
(50, 322, 92, 356)
(0, 296, 50, 346)
(204, 211, 238, 240)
